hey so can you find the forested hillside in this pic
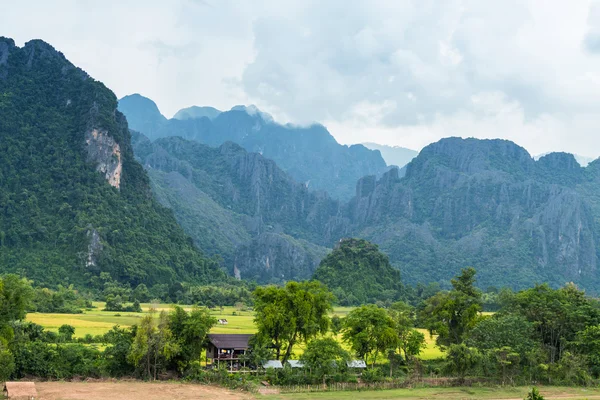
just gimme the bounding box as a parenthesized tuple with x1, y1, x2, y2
(119, 94, 387, 200)
(313, 238, 402, 305)
(131, 132, 341, 282)
(0, 37, 226, 288)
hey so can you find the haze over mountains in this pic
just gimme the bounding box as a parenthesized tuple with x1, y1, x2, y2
(3, 36, 600, 294)
(119, 94, 387, 201)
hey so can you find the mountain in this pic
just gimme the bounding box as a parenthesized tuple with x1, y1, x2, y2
(131, 132, 343, 283)
(0, 38, 225, 288)
(362, 142, 419, 168)
(118, 95, 387, 200)
(173, 106, 221, 121)
(347, 138, 600, 291)
(535, 152, 597, 167)
(313, 238, 402, 305)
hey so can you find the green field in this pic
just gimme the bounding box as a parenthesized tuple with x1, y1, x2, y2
(26, 302, 443, 360)
(260, 386, 600, 400)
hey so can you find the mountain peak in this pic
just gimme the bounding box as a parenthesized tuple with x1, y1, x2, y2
(230, 104, 274, 123)
(173, 105, 221, 120)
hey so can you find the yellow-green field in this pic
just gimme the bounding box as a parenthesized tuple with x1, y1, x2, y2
(26, 303, 443, 360)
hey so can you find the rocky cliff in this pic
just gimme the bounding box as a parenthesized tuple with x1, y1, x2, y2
(132, 132, 340, 282)
(347, 138, 600, 290)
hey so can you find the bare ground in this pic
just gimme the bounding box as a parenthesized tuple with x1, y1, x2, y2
(36, 381, 255, 400)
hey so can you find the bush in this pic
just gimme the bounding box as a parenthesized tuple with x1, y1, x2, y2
(525, 387, 544, 400)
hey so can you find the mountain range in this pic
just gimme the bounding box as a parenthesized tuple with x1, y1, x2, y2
(3, 36, 600, 294)
(118, 94, 387, 200)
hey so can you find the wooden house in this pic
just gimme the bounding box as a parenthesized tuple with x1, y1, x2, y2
(206, 333, 253, 371)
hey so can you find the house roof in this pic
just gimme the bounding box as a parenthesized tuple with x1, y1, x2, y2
(207, 334, 253, 350)
(287, 360, 305, 368)
(4, 382, 38, 398)
(263, 360, 284, 369)
(347, 360, 367, 368)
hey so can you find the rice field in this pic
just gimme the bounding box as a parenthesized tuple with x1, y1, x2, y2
(26, 302, 443, 360)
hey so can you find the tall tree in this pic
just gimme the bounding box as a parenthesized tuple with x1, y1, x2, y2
(254, 281, 333, 362)
(167, 305, 216, 371)
(420, 267, 482, 348)
(342, 305, 398, 366)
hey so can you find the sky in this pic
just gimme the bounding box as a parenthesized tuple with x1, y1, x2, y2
(3, 0, 600, 158)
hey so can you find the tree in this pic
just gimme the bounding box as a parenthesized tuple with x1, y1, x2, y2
(254, 281, 333, 362)
(331, 315, 343, 336)
(574, 325, 600, 377)
(420, 267, 482, 348)
(128, 311, 179, 380)
(301, 337, 349, 383)
(444, 343, 481, 382)
(342, 305, 398, 367)
(493, 346, 521, 385)
(0, 275, 33, 328)
(0, 342, 15, 382)
(168, 305, 216, 371)
(467, 314, 537, 359)
(504, 283, 600, 363)
(58, 324, 75, 342)
(388, 301, 424, 361)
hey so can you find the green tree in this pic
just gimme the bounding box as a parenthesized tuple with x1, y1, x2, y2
(128, 311, 179, 380)
(342, 305, 398, 366)
(0, 342, 15, 381)
(467, 314, 537, 359)
(301, 337, 349, 383)
(168, 305, 216, 371)
(254, 281, 333, 362)
(445, 343, 482, 382)
(420, 267, 482, 348)
(505, 283, 600, 363)
(331, 315, 343, 336)
(58, 324, 75, 342)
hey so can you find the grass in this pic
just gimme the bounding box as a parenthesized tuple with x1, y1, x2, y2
(260, 386, 600, 399)
(26, 303, 444, 360)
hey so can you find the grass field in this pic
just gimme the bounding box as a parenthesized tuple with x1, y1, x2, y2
(260, 386, 600, 400)
(26, 302, 443, 360)
(32, 382, 600, 400)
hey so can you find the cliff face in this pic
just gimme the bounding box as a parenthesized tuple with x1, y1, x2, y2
(346, 138, 600, 290)
(119, 95, 387, 200)
(85, 128, 122, 188)
(132, 132, 342, 283)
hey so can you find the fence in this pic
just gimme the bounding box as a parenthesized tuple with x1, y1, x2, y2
(276, 377, 488, 394)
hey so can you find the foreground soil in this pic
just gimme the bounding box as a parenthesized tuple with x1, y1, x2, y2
(36, 381, 254, 400)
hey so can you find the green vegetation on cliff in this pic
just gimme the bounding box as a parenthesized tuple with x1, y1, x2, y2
(0, 37, 225, 288)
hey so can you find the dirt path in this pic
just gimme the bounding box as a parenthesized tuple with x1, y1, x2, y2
(36, 381, 255, 400)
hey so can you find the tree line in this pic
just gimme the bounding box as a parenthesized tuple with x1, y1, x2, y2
(2, 269, 600, 391)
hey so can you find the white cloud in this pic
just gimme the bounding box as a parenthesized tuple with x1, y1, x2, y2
(2, 0, 600, 158)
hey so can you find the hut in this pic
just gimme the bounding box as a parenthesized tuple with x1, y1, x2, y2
(3, 382, 38, 400)
(206, 333, 253, 371)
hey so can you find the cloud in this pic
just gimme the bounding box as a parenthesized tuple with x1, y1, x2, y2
(2, 1, 600, 158)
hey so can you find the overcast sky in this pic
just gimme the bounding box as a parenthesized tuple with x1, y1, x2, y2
(3, 0, 600, 157)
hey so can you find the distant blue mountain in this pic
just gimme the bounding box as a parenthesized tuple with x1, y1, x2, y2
(118, 94, 387, 200)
